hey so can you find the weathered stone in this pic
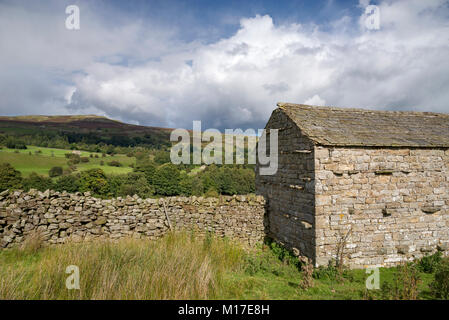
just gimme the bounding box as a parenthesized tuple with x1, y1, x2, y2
(421, 206, 442, 214)
(397, 245, 410, 254)
(0, 190, 266, 250)
(301, 221, 312, 230)
(94, 217, 108, 225)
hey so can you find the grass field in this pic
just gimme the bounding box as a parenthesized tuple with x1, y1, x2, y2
(0, 232, 444, 300)
(0, 146, 134, 176)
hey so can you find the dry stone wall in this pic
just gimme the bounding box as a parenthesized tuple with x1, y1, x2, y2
(314, 146, 449, 268)
(0, 189, 266, 248)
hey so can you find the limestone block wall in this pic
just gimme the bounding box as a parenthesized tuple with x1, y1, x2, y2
(256, 108, 316, 260)
(314, 146, 449, 268)
(0, 189, 266, 249)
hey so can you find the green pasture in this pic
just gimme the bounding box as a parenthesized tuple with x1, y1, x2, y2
(0, 146, 134, 177)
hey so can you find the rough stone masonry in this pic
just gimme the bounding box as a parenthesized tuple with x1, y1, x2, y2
(0, 189, 266, 248)
(256, 103, 449, 268)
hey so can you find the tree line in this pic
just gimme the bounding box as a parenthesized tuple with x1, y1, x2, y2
(0, 161, 255, 198)
(0, 131, 170, 155)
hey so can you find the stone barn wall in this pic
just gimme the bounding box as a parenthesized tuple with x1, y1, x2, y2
(314, 146, 449, 268)
(256, 108, 317, 260)
(0, 189, 266, 249)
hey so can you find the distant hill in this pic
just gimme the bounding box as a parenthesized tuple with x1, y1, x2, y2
(0, 114, 255, 151)
(0, 114, 172, 131)
(0, 114, 173, 149)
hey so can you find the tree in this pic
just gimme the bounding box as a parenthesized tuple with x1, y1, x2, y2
(107, 173, 154, 198)
(218, 167, 237, 195)
(153, 163, 181, 196)
(54, 175, 80, 193)
(49, 166, 63, 177)
(5, 137, 27, 149)
(79, 168, 109, 195)
(200, 164, 220, 195)
(217, 167, 255, 195)
(134, 160, 156, 185)
(0, 163, 22, 191)
(106, 145, 115, 155)
(22, 172, 54, 192)
(107, 160, 122, 167)
(190, 176, 204, 196)
(179, 173, 193, 196)
(66, 153, 81, 166)
(119, 173, 154, 198)
(154, 150, 171, 165)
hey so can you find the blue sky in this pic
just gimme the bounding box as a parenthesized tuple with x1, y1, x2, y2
(103, 0, 366, 39)
(79, 0, 382, 47)
(0, 0, 448, 130)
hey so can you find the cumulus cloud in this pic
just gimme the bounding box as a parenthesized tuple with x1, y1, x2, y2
(304, 95, 326, 106)
(1, 0, 449, 130)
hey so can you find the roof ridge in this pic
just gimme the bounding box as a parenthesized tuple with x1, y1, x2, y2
(277, 102, 449, 117)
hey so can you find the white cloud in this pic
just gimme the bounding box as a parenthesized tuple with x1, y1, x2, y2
(304, 95, 326, 106)
(1, 0, 449, 130)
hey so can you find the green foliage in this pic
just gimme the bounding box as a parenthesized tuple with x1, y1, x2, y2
(5, 137, 27, 149)
(108, 172, 154, 198)
(79, 168, 109, 196)
(418, 251, 443, 273)
(22, 172, 53, 192)
(106, 145, 116, 155)
(154, 150, 171, 165)
(153, 163, 181, 196)
(134, 160, 156, 185)
(80, 157, 89, 163)
(264, 239, 300, 270)
(218, 167, 255, 195)
(243, 253, 272, 276)
(107, 160, 122, 167)
(120, 176, 153, 198)
(190, 176, 204, 196)
(178, 173, 193, 196)
(204, 188, 218, 197)
(313, 262, 340, 280)
(381, 263, 421, 300)
(312, 259, 354, 283)
(242, 241, 304, 280)
(200, 164, 220, 194)
(48, 166, 63, 178)
(198, 165, 255, 196)
(133, 151, 149, 162)
(430, 259, 449, 299)
(65, 153, 80, 163)
(54, 175, 80, 193)
(66, 154, 80, 166)
(106, 174, 125, 197)
(0, 162, 22, 191)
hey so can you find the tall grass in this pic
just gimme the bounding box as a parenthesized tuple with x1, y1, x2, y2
(0, 232, 245, 299)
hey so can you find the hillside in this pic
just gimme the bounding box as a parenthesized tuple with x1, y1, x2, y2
(0, 114, 172, 149)
(0, 114, 172, 133)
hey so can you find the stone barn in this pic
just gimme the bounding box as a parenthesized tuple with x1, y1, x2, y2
(256, 103, 449, 268)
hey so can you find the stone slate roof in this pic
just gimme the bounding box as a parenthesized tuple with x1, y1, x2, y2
(277, 102, 449, 148)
